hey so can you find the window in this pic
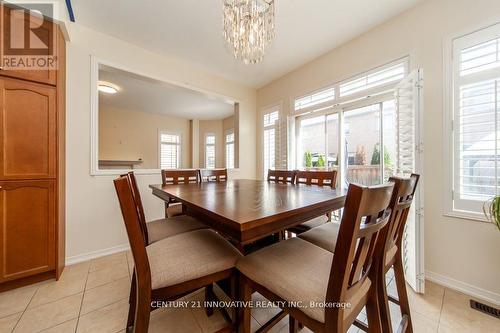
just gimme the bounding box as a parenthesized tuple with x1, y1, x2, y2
(159, 132, 181, 169)
(449, 23, 500, 217)
(205, 134, 216, 169)
(263, 108, 279, 177)
(339, 61, 406, 97)
(294, 57, 413, 188)
(295, 87, 335, 110)
(225, 130, 235, 169)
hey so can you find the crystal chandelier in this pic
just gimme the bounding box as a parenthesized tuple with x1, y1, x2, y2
(223, 0, 276, 65)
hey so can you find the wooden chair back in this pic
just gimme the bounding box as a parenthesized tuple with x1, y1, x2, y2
(382, 174, 420, 266)
(114, 176, 152, 290)
(199, 169, 228, 182)
(121, 172, 149, 245)
(325, 182, 394, 330)
(295, 170, 337, 188)
(161, 169, 199, 185)
(267, 170, 296, 184)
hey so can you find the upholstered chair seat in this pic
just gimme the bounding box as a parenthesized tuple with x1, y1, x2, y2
(148, 229, 242, 289)
(146, 215, 207, 244)
(298, 222, 340, 252)
(236, 237, 371, 324)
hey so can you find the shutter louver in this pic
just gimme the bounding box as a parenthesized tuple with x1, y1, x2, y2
(160, 133, 181, 169)
(452, 25, 500, 215)
(395, 69, 424, 293)
(205, 134, 216, 169)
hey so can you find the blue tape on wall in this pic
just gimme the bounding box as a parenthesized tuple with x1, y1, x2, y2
(65, 0, 75, 22)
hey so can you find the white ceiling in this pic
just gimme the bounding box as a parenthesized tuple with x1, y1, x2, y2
(99, 65, 235, 120)
(73, 0, 421, 88)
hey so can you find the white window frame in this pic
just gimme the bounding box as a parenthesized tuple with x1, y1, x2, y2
(158, 131, 182, 169)
(225, 129, 235, 169)
(292, 57, 409, 116)
(294, 93, 395, 188)
(262, 105, 280, 178)
(292, 58, 409, 188)
(444, 22, 500, 222)
(205, 133, 216, 169)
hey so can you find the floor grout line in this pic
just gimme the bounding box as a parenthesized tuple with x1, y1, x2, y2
(37, 318, 77, 333)
(74, 260, 91, 333)
(11, 284, 41, 333)
(84, 274, 131, 292)
(436, 287, 446, 331)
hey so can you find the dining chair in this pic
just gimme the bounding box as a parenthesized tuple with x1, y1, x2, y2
(114, 175, 242, 333)
(199, 168, 228, 182)
(122, 172, 207, 244)
(287, 170, 338, 236)
(298, 175, 420, 333)
(161, 169, 200, 218)
(267, 169, 297, 184)
(237, 182, 395, 333)
(375, 174, 420, 333)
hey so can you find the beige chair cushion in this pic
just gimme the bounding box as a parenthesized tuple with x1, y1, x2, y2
(237, 237, 371, 323)
(298, 222, 340, 253)
(147, 229, 242, 289)
(147, 215, 207, 244)
(287, 215, 328, 235)
(167, 203, 184, 217)
(237, 238, 331, 322)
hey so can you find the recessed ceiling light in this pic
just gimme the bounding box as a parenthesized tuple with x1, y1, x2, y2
(98, 81, 120, 94)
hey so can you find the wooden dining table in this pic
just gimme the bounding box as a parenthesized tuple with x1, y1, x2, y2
(150, 179, 346, 250)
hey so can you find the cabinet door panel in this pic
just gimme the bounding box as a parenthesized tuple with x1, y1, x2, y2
(0, 5, 57, 85)
(0, 180, 55, 282)
(0, 78, 56, 179)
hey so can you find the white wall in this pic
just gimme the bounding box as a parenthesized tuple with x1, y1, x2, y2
(66, 23, 256, 262)
(257, 0, 500, 302)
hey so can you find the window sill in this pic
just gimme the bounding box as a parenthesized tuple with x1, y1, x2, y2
(444, 210, 491, 224)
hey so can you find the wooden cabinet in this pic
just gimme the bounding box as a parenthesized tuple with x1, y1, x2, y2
(0, 5, 57, 85)
(0, 180, 55, 282)
(0, 3, 65, 290)
(0, 78, 56, 180)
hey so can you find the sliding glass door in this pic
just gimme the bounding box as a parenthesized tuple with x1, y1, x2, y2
(297, 99, 398, 187)
(344, 104, 382, 185)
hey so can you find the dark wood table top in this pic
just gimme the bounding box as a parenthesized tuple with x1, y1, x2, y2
(150, 179, 346, 244)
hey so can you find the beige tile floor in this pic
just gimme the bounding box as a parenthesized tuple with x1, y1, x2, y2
(0, 251, 498, 333)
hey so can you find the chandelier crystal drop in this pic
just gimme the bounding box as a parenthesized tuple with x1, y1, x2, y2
(223, 0, 275, 65)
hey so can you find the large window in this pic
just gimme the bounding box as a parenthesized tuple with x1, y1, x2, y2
(294, 58, 409, 187)
(159, 132, 181, 169)
(225, 130, 235, 169)
(263, 108, 279, 177)
(205, 134, 216, 169)
(449, 23, 500, 217)
(297, 100, 396, 187)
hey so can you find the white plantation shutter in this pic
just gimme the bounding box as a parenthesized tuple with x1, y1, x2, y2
(276, 115, 288, 169)
(395, 69, 424, 293)
(160, 133, 181, 169)
(205, 134, 216, 169)
(263, 108, 279, 177)
(225, 131, 235, 169)
(452, 24, 500, 215)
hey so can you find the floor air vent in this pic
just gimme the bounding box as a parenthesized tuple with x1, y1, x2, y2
(470, 299, 500, 319)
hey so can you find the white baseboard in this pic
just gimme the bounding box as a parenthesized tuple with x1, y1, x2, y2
(426, 270, 500, 306)
(66, 244, 130, 266)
